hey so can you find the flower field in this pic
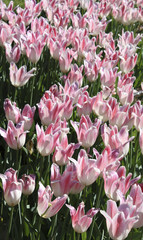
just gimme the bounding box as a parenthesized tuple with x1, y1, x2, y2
(1, 0, 143, 239)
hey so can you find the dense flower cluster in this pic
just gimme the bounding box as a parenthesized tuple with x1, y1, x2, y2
(0, 0, 143, 239)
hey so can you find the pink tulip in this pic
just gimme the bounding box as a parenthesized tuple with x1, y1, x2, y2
(76, 91, 93, 117)
(92, 92, 112, 122)
(0, 120, 27, 150)
(59, 49, 73, 73)
(0, 1, 13, 21)
(65, 64, 83, 87)
(10, 62, 36, 87)
(100, 200, 138, 240)
(0, 168, 22, 206)
(122, 184, 143, 228)
(101, 124, 134, 156)
(51, 163, 84, 197)
(37, 91, 63, 126)
(71, 115, 101, 148)
(60, 79, 88, 104)
(52, 135, 80, 166)
(60, 95, 74, 121)
(20, 104, 36, 131)
(84, 59, 100, 82)
(120, 53, 138, 74)
(36, 123, 60, 156)
(5, 43, 21, 63)
(26, 41, 45, 63)
(66, 202, 99, 233)
(93, 146, 121, 175)
(70, 149, 100, 186)
(4, 98, 21, 124)
(37, 182, 67, 218)
(100, 67, 118, 91)
(0, 22, 12, 47)
(103, 167, 140, 201)
(19, 174, 35, 196)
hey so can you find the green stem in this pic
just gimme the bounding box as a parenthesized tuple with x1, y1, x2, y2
(88, 179, 104, 240)
(51, 214, 57, 239)
(7, 207, 14, 239)
(30, 74, 35, 106)
(77, 232, 80, 240)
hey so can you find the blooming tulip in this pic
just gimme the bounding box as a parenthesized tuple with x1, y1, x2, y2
(0, 120, 27, 150)
(37, 182, 67, 218)
(70, 149, 100, 186)
(100, 200, 138, 240)
(71, 115, 101, 148)
(0, 168, 22, 206)
(51, 163, 84, 197)
(36, 123, 60, 156)
(4, 98, 21, 124)
(20, 174, 36, 196)
(103, 167, 140, 201)
(10, 62, 36, 87)
(66, 202, 99, 233)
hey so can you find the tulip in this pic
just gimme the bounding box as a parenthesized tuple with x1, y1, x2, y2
(125, 184, 143, 228)
(93, 146, 121, 175)
(51, 163, 84, 197)
(0, 168, 22, 206)
(36, 123, 60, 156)
(20, 104, 36, 131)
(37, 182, 67, 218)
(71, 115, 101, 148)
(101, 124, 134, 157)
(66, 202, 99, 233)
(19, 174, 35, 196)
(0, 120, 27, 150)
(37, 91, 63, 126)
(52, 135, 80, 166)
(10, 62, 36, 87)
(100, 200, 138, 240)
(4, 98, 21, 124)
(76, 91, 93, 117)
(70, 149, 100, 186)
(103, 167, 140, 201)
(59, 49, 73, 73)
(5, 43, 21, 63)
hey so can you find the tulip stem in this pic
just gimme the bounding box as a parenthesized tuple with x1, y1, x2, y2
(30, 75, 35, 106)
(7, 207, 14, 239)
(77, 233, 80, 240)
(88, 179, 104, 240)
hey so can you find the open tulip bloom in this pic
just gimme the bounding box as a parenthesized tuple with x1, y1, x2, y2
(37, 182, 67, 218)
(0, 120, 28, 150)
(66, 202, 99, 233)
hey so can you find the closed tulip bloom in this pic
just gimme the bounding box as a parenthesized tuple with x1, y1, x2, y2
(37, 182, 67, 218)
(0, 168, 22, 206)
(66, 202, 99, 233)
(4, 98, 21, 124)
(20, 174, 35, 196)
(10, 62, 36, 87)
(0, 120, 27, 150)
(36, 123, 60, 156)
(20, 104, 36, 131)
(71, 115, 101, 148)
